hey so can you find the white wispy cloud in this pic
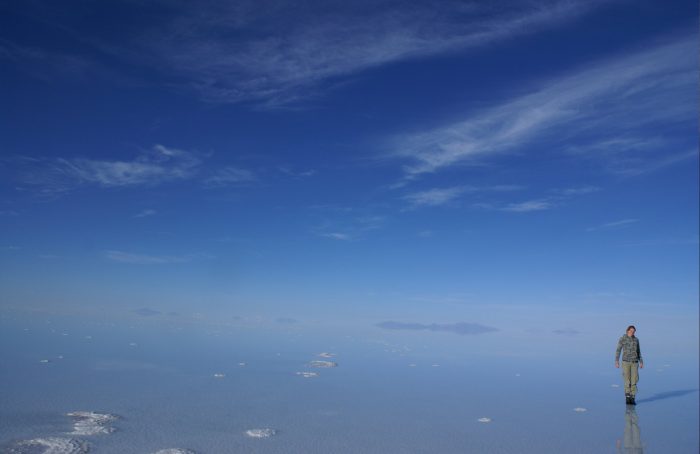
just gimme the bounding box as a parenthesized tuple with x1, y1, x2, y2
(62, 145, 201, 187)
(134, 209, 156, 218)
(314, 210, 385, 241)
(390, 36, 696, 179)
(403, 186, 466, 208)
(402, 184, 524, 209)
(13, 145, 203, 196)
(587, 218, 639, 232)
(500, 199, 554, 212)
(556, 186, 601, 196)
(115, 0, 608, 106)
(204, 166, 257, 187)
(278, 167, 316, 178)
(104, 250, 211, 264)
(321, 232, 352, 241)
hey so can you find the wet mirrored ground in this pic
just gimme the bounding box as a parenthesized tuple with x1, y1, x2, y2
(1, 314, 697, 453)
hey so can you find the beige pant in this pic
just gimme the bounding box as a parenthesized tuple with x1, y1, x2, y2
(622, 361, 639, 396)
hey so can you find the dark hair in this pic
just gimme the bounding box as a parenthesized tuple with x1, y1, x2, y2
(626, 325, 636, 332)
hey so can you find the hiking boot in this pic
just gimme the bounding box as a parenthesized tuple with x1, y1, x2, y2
(630, 395, 636, 405)
(625, 393, 631, 405)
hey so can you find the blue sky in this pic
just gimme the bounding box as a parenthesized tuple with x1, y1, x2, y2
(0, 0, 697, 332)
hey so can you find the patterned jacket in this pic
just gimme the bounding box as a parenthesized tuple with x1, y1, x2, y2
(616, 335, 642, 363)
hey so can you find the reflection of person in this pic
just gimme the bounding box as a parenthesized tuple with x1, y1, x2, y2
(615, 325, 644, 405)
(616, 406, 644, 453)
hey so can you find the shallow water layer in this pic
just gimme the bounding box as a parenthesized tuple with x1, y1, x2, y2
(0, 315, 697, 453)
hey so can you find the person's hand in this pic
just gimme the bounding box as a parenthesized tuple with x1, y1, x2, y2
(640, 362, 644, 369)
(615, 361, 619, 368)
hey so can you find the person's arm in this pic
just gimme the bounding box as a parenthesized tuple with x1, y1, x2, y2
(638, 339, 643, 368)
(615, 337, 622, 367)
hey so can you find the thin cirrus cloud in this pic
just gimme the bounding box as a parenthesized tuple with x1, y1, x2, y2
(500, 199, 554, 213)
(402, 184, 523, 209)
(104, 250, 211, 264)
(134, 209, 157, 218)
(402, 186, 466, 208)
(10, 145, 260, 196)
(204, 166, 257, 187)
(12, 145, 202, 196)
(472, 186, 600, 213)
(317, 218, 384, 241)
(124, 0, 608, 106)
(586, 218, 639, 232)
(389, 36, 696, 180)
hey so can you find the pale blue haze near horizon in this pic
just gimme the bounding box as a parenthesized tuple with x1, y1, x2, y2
(0, 0, 698, 452)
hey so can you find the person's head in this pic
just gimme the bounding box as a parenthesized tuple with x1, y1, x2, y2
(626, 325, 636, 337)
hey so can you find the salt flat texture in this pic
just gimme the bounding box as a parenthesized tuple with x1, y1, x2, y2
(245, 428, 277, 438)
(309, 360, 337, 368)
(66, 412, 118, 435)
(6, 437, 89, 454)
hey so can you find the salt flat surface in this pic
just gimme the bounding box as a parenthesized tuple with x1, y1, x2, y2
(1, 316, 697, 453)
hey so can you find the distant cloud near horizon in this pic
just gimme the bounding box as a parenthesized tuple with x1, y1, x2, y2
(552, 329, 581, 335)
(133, 308, 161, 316)
(377, 321, 498, 335)
(104, 250, 211, 264)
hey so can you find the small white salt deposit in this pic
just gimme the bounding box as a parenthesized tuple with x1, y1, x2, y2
(318, 352, 336, 358)
(213, 373, 225, 378)
(39, 359, 50, 363)
(309, 360, 337, 368)
(128, 342, 138, 347)
(296, 371, 319, 378)
(245, 428, 276, 438)
(238, 362, 247, 366)
(573, 407, 587, 412)
(477, 417, 492, 423)
(611, 384, 620, 388)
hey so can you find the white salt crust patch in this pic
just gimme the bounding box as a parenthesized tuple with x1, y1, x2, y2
(245, 428, 277, 438)
(573, 407, 588, 412)
(477, 418, 492, 423)
(6, 437, 89, 454)
(66, 411, 118, 435)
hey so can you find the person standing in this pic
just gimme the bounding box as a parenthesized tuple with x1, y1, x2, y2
(615, 325, 644, 405)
